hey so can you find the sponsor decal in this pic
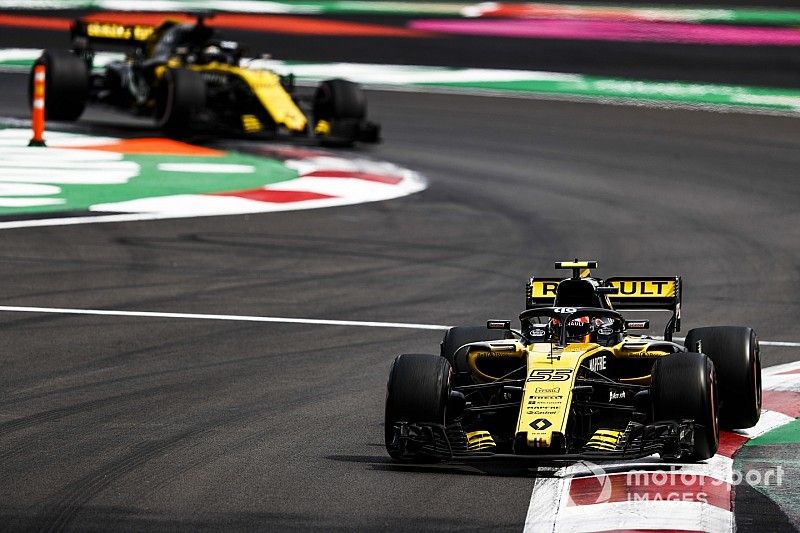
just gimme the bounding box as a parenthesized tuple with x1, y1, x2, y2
(84, 22, 154, 41)
(553, 307, 577, 314)
(533, 388, 560, 395)
(587, 355, 606, 372)
(528, 397, 562, 403)
(528, 369, 573, 382)
(530, 280, 559, 299)
(609, 390, 626, 401)
(609, 280, 676, 298)
(529, 418, 553, 431)
(529, 327, 547, 338)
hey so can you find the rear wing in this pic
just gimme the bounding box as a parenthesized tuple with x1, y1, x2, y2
(606, 276, 682, 336)
(71, 19, 157, 47)
(526, 275, 682, 339)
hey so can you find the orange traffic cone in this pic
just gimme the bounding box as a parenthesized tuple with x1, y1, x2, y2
(29, 63, 46, 147)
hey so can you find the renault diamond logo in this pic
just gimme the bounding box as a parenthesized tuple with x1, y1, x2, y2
(529, 418, 552, 430)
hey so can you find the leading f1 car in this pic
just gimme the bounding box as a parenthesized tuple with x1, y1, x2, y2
(29, 13, 379, 145)
(385, 261, 762, 463)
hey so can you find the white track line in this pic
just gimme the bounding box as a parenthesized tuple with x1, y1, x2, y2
(0, 305, 450, 331)
(670, 335, 800, 348)
(754, 340, 800, 347)
(0, 306, 798, 348)
(762, 359, 800, 376)
(0, 213, 165, 229)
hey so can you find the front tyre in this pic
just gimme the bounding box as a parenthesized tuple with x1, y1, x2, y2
(313, 78, 366, 121)
(312, 79, 371, 145)
(155, 68, 206, 134)
(684, 326, 761, 429)
(385, 353, 451, 462)
(651, 352, 719, 461)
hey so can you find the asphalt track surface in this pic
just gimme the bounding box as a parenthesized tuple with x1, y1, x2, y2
(1, 13, 800, 532)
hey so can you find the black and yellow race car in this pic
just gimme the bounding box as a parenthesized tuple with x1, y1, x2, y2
(385, 261, 762, 463)
(30, 13, 379, 145)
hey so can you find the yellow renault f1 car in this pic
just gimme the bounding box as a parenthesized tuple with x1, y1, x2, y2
(385, 261, 762, 463)
(30, 14, 379, 145)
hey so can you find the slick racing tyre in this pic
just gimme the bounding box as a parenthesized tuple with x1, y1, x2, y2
(385, 354, 451, 462)
(155, 68, 206, 133)
(684, 326, 761, 429)
(312, 78, 366, 121)
(651, 352, 719, 461)
(29, 50, 89, 121)
(441, 326, 513, 386)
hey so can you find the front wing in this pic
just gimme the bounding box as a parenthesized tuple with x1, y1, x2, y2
(387, 419, 698, 463)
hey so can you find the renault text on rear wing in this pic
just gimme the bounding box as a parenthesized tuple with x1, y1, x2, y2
(72, 20, 157, 45)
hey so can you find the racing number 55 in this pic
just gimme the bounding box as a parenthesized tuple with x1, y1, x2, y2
(528, 369, 573, 381)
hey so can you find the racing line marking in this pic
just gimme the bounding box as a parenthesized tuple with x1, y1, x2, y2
(0, 305, 451, 331)
(670, 335, 798, 348)
(0, 305, 797, 347)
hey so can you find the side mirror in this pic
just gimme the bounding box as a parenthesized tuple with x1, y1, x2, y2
(597, 286, 619, 295)
(625, 319, 650, 330)
(487, 319, 511, 330)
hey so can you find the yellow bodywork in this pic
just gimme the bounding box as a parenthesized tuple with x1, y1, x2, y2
(241, 114, 264, 133)
(314, 120, 332, 136)
(465, 430, 496, 451)
(516, 343, 606, 449)
(155, 60, 308, 132)
(585, 429, 624, 450)
(465, 337, 666, 451)
(190, 63, 307, 132)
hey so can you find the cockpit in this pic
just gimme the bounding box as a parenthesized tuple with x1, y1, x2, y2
(521, 307, 625, 347)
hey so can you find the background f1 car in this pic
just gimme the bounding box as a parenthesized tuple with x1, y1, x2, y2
(29, 13, 380, 145)
(385, 260, 762, 464)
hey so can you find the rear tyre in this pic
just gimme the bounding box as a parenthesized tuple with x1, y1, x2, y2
(155, 68, 206, 133)
(313, 78, 366, 121)
(651, 352, 719, 461)
(684, 326, 761, 429)
(29, 50, 88, 121)
(441, 326, 512, 385)
(385, 353, 451, 461)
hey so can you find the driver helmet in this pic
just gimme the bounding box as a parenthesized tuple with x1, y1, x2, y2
(550, 316, 593, 343)
(201, 44, 225, 63)
(565, 316, 592, 343)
